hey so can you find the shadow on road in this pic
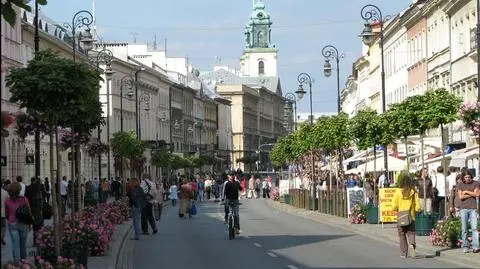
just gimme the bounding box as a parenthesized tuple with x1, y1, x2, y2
(248, 234, 353, 250)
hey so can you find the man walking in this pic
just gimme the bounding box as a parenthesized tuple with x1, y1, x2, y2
(140, 177, 158, 235)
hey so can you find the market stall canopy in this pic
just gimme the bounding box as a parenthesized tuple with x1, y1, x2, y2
(449, 146, 479, 168)
(363, 155, 406, 172)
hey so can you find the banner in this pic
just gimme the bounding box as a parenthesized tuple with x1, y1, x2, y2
(379, 188, 400, 223)
(279, 180, 289, 196)
(347, 187, 365, 215)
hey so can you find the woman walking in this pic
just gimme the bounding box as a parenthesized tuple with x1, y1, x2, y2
(127, 178, 147, 240)
(4, 182, 32, 261)
(155, 181, 165, 221)
(392, 174, 420, 258)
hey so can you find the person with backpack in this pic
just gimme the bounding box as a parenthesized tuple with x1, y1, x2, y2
(4, 182, 33, 262)
(140, 177, 157, 235)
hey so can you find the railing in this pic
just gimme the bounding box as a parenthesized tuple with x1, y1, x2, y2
(286, 188, 348, 218)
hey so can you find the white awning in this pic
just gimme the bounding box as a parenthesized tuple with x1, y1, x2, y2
(363, 155, 406, 172)
(343, 150, 369, 164)
(450, 147, 479, 168)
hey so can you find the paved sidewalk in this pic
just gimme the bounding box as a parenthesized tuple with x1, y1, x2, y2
(266, 199, 480, 269)
(1, 197, 125, 266)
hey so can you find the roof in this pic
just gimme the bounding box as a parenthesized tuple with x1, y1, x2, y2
(199, 67, 282, 95)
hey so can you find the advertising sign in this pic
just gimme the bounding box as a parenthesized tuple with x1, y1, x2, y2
(379, 188, 400, 223)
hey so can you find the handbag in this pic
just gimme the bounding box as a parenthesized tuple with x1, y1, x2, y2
(397, 193, 415, 227)
(190, 203, 197, 216)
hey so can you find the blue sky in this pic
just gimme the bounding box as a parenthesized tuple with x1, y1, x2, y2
(41, 0, 410, 113)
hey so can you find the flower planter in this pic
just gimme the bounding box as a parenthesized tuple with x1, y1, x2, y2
(284, 194, 290, 205)
(74, 247, 89, 267)
(366, 205, 378, 224)
(415, 213, 433, 236)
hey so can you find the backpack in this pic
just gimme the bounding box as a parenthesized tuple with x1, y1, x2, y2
(15, 200, 34, 225)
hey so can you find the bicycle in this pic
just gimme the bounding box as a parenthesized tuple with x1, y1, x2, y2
(227, 200, 239, 240)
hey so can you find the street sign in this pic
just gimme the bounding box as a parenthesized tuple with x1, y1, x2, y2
(0, 156, 6, 167)
(25, 154, 34, 164)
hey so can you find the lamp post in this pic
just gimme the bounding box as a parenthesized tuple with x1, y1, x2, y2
(284, 92, 297, 132)
(92, 48, 115, 181)
(295, 73, 315, 200)
(33, 0, 40, 181)
(63, 10, 95, 181)
(136, 93, 151, 140)
(120, 75, 135, 133)
(360, 4, 389, 181)
(160, 112, 180, 183)
(134, 68, 146, 139)
(322, 45, 343, 114)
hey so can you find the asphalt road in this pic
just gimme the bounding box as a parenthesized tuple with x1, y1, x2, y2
(131, 199, 465, 269)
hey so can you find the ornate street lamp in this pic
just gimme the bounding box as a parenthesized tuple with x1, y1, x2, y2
(322, 45, 343, 114)
(284, 92, 297, 131)
(296, 72, 315, 201)
(92, 48, 115, 181)
(360, 4, 390, 180)
(120, 74, 135, 133)
(63, 10, 96, 62)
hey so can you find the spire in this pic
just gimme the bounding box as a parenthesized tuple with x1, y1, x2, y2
(244, 0, 272, 49)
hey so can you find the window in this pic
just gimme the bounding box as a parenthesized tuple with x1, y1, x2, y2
(258, 60, 265, 75)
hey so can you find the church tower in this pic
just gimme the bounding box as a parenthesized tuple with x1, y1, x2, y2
(240, 0, 278, 77)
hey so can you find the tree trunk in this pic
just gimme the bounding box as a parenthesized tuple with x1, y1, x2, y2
(420, 132, 426, 213)
(404, 136, 409, 171)
(50, 125, 61, 256)
(440, 123, 448, 216)
(373, 147, 377, 206)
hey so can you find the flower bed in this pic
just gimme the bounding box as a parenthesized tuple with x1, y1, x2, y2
(270, 187, 280, 201)
(350, 204, 367, 224)
(2, 256, 85, 269)
(35, 199, 130, 265)
(430, 217, 479, 248)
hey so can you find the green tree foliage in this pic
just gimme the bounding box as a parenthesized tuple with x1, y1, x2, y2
(320, 112, 351, 151)
(349, 108, 378, 150)
(110, 130, 145, 159)
(422, 88, 462, 129)
(151, 150, 172, 168)
(6, 50, 104, 132)
(2, 0, 47, 27)
(270, 134, 295, 168)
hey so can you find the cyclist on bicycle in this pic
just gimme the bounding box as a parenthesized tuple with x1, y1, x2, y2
(223, 171, 243, 234)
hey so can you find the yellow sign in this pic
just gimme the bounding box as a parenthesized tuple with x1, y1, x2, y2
(379, 188, 400, 223)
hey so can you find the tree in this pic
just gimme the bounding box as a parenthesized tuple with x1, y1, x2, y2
(6, 49, 102, 256)
(422, 88, 462, 130)
(2, 0, 47, 27)
(271, 134, 295, 168)
(110, 130, 145, 178)
(151, 150, 173, 168)
(349, 108, 379, 151)
(7, 49, 103, 215)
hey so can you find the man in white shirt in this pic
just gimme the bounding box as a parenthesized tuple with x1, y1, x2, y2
(1, 180, 9, 245)
(16, 176, 26, 197)
(432, 166, 447, 219)
(140, 177, 157, 234)
(60, 176, 69, 214)
(446, 167, 458, 193)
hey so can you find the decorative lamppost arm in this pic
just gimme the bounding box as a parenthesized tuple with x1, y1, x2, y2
(322, 45, 343, 113)
(297, 73, 312, 125)
(63, 10, 94, 62)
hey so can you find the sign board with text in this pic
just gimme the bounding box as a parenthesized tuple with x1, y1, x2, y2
(347, 187, 365, 216)
(379, 188, 400, 223)
(279, 180, 289, 196)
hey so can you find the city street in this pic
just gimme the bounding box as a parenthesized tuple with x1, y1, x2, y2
(130, 199, 464, 269)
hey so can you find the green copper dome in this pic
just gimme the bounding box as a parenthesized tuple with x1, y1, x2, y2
(244, 0, 273, 49)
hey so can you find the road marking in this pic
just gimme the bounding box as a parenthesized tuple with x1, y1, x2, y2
(253, 243, 262, 247)
(286, 265, 298, 269)
(267, 252, 277, 257)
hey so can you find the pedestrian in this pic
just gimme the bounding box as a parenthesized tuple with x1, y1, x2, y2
(416, 168, 433, 214)
(448, 174, 463, 218)
(43, 177, 51, 204)
(1, 179, 9, 246)
(247, 175, 256, 199)
(5, 182, 32, 262)
(179, 179, 194, 218)
(154, 180, 165, 221)
(140, 177, 157, 234)
(198, 177, 205, 202)
(392, 174, 420, 258)
(255, 178, 261, 199)
(205, 176, 212, 200)
(26, 177, 44, 247)
(432, 166, 446, 219)
(168, 183, 178, 207)
(127, 178, 147, 240)
(457, 170, 479, 253)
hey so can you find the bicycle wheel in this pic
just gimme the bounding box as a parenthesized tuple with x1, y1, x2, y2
(228, 216, 235, 240)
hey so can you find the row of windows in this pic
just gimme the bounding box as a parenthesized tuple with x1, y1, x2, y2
(386, 85, 407, 107)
